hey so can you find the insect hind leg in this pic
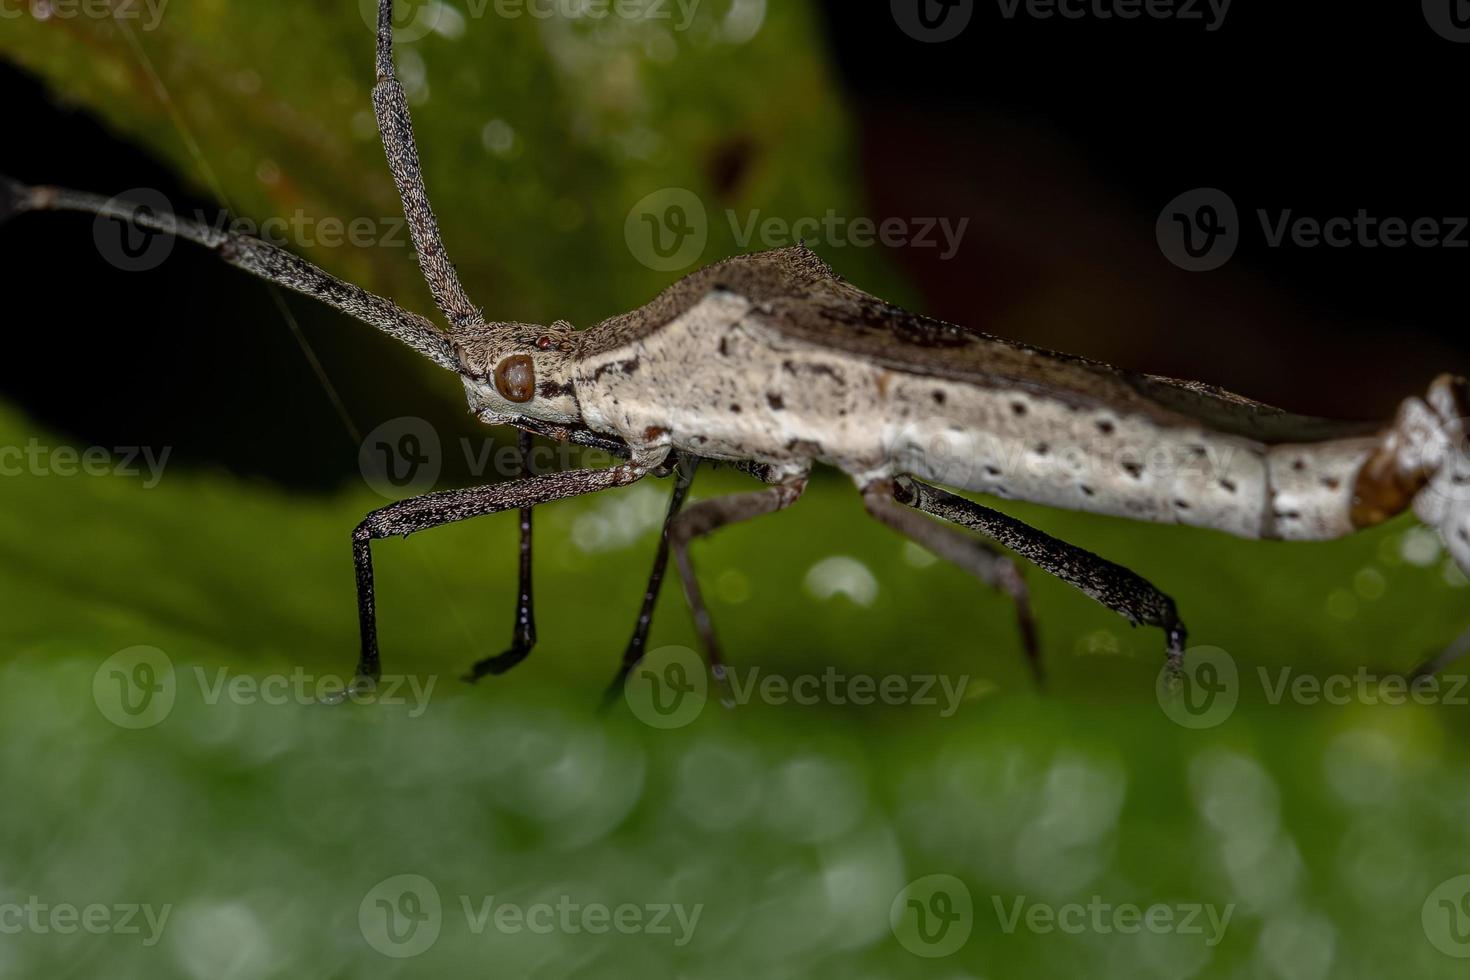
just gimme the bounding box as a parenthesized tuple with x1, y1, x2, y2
(862, 479, 1043, 683)
(890, 475, 1188, 675)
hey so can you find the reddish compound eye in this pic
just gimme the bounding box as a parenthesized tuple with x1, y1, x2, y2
(535, 335, 554, 351)
(493, 354, 536, 403)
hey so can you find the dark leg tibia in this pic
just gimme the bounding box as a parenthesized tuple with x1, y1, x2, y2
(464, 430, 538, 682)
(894, 476, 1187, 671)
(602, 456, 698, 705)
(352, 463, 650, 685)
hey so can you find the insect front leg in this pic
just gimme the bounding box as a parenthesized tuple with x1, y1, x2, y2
(669, 472, 810, 703)
(892, 475, 1188, 674)
(351, 460, 658, 689)
(861, 479, 1043, 683)
(463, 430, 538, 682)
(601, 455, 699, 705)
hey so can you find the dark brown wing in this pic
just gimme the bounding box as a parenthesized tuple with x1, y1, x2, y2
(585, 245, 1381, 445)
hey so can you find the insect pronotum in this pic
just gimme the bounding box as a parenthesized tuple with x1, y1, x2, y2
(5, 1, 1469, 695)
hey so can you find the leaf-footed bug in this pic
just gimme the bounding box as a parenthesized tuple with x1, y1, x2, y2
(5, 0, 1470, 697)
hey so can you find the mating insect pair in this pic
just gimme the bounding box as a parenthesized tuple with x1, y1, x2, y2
(6, 0, 1470, 697)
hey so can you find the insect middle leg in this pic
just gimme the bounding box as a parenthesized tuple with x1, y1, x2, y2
(861, 480, 1043, 683)
(892, 475, 1188, 673)
(352, 460, 656, 686)
(601, 455, 699, 704)
(670, 472, 810, 699)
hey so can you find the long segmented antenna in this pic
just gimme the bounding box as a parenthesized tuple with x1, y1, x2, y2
(373, 0, 482, 333)
(0, 176, 460, 371)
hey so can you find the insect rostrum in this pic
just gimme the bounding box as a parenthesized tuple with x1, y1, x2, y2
(4, 0, 1469, 694)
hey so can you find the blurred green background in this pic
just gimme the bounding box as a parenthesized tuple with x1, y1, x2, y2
(3, 2, 1470, 978)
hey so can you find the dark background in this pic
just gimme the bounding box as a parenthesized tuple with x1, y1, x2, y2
(3, 2, 1465, 489)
